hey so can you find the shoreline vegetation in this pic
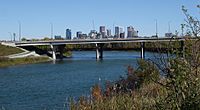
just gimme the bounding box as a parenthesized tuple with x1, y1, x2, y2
(64, 42, 182, 53)
(0, 56, 51, 68)
(0, 44, 24, 56)
(69, 38, 200, 109)
(0, 44, 51, 68)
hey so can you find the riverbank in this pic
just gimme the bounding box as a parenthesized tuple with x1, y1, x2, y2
(0, 44, 52, 68)
(0, 44, 24, 56)
(0, 56, 51, 68)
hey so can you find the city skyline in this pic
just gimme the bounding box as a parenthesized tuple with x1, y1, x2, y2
(0, 0, 199, 40)
(62, 25, 138, 40)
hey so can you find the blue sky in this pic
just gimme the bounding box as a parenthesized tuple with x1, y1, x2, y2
(0, 0, 199, 40)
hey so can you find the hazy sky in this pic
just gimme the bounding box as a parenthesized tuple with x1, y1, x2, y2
(0, 0, 199, 40)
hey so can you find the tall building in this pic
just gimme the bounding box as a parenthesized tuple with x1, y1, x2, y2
(96, 33, 102, 39)
(115, 26, 120, 38)
(120, 27, 123, 34)
(89, 30, 97, 39)
(119, 27, 125, 38)
(127, 26, 138, 38)
(100, 26, 106, 38)
(66, 29, 72, 39)
(127, 26, 134, 38)
(81, 34, 87, 39)
(133, 30, 138, 37)
(76, 31, 82, 39)
(120, 32, 125, 38)
(165, 33, 173, 37)
(13, 33, 16, 41)
(54, 35, 62, 39)
(107, 29, 111, 37)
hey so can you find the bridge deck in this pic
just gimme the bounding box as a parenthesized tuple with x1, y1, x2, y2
(14, 37, 188, 46)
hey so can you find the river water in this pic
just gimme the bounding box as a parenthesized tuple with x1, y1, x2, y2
(0, 51, 159, 110)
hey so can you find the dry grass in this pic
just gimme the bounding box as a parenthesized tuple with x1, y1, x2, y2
(0, 44, 24, 56)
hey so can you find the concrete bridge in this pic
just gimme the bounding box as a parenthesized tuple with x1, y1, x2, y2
(13, 37, 188, 60)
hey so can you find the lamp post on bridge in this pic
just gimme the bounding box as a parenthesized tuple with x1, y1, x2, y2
(50, 23, 53, 40)
(18, 21, 21, 41)
(155, 19, 158, 37)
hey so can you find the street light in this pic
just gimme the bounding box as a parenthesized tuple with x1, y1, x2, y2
(50, 23, 53, 40)
(155, 19, 158, 37)
(18, 21, 21, 41)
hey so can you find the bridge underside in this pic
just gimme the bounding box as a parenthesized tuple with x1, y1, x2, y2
(17, 43, 147, 60)
(18, 45, 66, 60)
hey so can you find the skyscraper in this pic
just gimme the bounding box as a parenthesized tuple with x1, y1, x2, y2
(100, 26, 106, 38)
(127, 26, 134, 38)
(54, 35, 62, 39)
(120, 27, 123, 34)
(107, 29, 111, 37)
(120, 32, 125, 38)
(127, 26, 138, 38)
(115, 26, 120, 38)
(66, 29, 72, 39)
(89, 30, 97, 39)
(76, 31, 82, 39)
(133, 30, 138, 37)
(119, 27, 125, 38)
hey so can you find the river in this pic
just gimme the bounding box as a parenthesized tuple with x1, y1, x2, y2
(0, 51, 160, 110)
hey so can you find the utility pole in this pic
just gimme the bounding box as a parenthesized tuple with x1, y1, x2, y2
(51, 23, 53, 40)
(155, 19, 158, 37)
(13, 33, 16, 41)
(113, 22, 115, 36)
(18, 21, 21, 41)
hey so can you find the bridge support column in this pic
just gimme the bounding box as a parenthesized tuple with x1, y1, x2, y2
(50, 44, 56, 60)
(181, 41, 185, 58)
(140, 42, 145, 59)
(96, 43, 104, 60)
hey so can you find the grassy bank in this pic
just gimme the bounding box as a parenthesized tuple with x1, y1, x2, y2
(0, 44, 51, 67)
(0, 44, 24, 56)
(0, 56, 50, 67)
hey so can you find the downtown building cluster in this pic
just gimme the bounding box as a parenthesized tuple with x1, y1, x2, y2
(60, 26, 138, 40)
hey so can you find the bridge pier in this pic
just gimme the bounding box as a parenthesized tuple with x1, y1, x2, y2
(140, 42, 145, 59)
(96, 43, 104, 60)
(50, 44, 65, 60)
(50, 44, 56, 60)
